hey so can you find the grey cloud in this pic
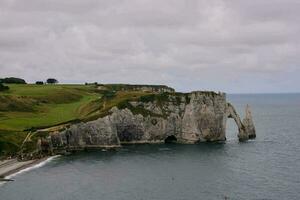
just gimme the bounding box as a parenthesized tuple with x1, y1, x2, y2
(0, 0, 299, 93)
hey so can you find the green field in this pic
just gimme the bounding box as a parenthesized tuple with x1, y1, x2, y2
(0, 84, 103, 155)
(0, 84, 101, 131)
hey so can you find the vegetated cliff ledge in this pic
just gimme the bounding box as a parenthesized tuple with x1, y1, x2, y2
(34, 90, 256, 155)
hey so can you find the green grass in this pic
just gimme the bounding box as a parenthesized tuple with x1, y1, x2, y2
(0, 84, 103, 156)
(0, 95, 98, 131)
(0, 84, 100, 131)
(2, 84, 89, 96)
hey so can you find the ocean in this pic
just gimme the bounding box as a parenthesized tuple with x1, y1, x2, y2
(1, 94, 300, 200)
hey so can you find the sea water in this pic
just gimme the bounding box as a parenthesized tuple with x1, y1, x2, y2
(0, 94, 300, 200)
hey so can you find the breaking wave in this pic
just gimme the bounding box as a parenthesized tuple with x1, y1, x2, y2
(6, 155, 60, 179)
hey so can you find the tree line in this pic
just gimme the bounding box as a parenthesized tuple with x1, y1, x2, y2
(36, 78, 59, 85)
(0, 77, 59, 91)
(0, 77, 26, 91)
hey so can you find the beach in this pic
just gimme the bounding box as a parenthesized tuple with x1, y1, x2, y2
(0, 158, 48, 181)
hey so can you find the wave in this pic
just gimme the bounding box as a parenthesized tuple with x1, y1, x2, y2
(5, 155, 61, 180)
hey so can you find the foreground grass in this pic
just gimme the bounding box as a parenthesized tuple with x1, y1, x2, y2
(0, 84, 100, 131)
(2, 84, 90, 97)
(0, 95, 99, 131)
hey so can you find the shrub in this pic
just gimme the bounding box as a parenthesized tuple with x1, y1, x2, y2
(102, 90, 116, 99)
(35, 81, 44, 85)
(0, 83, 9, 91)
(140, 94, 156, 102)
(0, 77, 26, 84)
(46, 78, 58, 84)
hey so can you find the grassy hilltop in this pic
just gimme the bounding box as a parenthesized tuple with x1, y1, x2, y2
(0, 83, 174, 156)
(0, 84, 99, 130)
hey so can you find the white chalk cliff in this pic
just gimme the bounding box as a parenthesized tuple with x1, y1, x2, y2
(47, 91, 256, 151)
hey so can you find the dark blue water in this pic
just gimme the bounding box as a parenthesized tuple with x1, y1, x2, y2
(1, 94, 300, 200)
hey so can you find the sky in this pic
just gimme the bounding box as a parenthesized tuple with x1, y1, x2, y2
(0, 0, 299, 93)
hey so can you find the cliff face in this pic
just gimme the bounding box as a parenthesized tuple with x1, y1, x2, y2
(48, 91, 256, 151)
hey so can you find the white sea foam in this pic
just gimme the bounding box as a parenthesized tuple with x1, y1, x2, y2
(158, 148, 171, 151)
(5, 155, 60, 179)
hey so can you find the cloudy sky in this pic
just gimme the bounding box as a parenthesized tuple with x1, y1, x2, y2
(0, 0, 299, 93)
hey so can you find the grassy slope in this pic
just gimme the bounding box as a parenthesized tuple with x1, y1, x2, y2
(0, 95, 96, 130)
(0, 84, 100, 131)
(0, 84, 101, 155)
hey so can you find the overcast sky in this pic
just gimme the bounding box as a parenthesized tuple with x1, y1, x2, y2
(0, 0, 299, 93)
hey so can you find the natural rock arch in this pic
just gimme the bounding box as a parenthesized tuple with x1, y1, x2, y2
(226, 103, 256, 141)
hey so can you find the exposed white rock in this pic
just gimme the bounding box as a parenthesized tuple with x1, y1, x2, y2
(242, 105, 256, 139)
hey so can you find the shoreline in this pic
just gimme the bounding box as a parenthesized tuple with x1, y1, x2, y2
(0, 157, 49, 182)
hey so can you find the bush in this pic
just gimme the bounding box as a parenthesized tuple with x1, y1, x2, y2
(0, 83, 9, 91)
(0, 77, 26, 84)
(35, 81, 44, 85)
(102, 90, 116, 99)
(46, 78, 58, 84)
(140, 94, 156, 102)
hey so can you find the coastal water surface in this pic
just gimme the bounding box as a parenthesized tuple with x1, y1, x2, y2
(1, 94, 300, 200)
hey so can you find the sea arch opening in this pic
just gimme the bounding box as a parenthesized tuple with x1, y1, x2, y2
(226, 118, 239, 141)
(226, 103, 248, 141)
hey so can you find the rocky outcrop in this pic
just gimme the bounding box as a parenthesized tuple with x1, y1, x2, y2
(46, 91, 256, 152)
(242, 105, 256, 139)
(50, 117, 120, 150)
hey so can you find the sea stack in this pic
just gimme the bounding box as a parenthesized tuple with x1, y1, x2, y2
(242, 105, 256, 139)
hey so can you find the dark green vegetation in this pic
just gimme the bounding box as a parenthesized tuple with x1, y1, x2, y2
(46, 78, 58, 84)
(0, 83, 9, 91)
(35, 81, 44, 85)
(0, 77, 26, 84)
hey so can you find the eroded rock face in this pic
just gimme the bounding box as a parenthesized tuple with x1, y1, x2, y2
(48, 92, 256, 151)
(50, 116, 120, 150)
(243, 105, 256, 139)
